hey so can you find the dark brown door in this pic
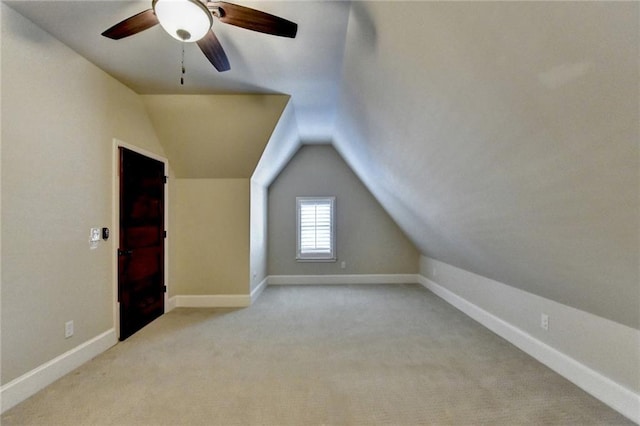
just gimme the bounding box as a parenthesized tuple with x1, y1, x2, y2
(118, 147, 165, 341)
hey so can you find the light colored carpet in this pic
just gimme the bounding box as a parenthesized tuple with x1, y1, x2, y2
(2, 284, 633, 425)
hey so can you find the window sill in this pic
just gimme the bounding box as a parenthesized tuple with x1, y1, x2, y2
(295, 258, 337, 263)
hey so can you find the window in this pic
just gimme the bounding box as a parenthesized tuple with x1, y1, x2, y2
(296, 197, 335, 261)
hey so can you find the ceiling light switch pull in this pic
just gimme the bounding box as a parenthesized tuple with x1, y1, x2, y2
(180, 44, 185, 85)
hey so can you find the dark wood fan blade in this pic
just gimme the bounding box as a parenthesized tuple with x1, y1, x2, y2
(208, 2, 297, 38)
(102, 9, 159, 40)
(197, 30, 231, 72)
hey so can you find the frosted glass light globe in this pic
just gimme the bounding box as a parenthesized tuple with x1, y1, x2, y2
(153, 0, 212, 42)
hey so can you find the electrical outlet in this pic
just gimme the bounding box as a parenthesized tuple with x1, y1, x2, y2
(341, 261, 346, 269)
(65, 320, 74, 338)
(540, 314, 549, 331)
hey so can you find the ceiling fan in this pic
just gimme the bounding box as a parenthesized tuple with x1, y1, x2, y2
(102, 0, 298, 72)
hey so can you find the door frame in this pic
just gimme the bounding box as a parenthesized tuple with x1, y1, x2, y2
(112, 139, 170, 339)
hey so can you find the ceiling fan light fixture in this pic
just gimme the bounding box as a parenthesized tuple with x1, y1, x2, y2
(152, 0, 212, 42)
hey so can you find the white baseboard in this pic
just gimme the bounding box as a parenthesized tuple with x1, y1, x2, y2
(268, 274, 419, 286)
(1, 329, 117, 414)
(169, 275, 415, 308)
(6, 278, 635, 422)
(417, 275, 640, 424)
(250, 277, 268, 304)
(174, 294, 251, 308)
(166, 296, 177, 312)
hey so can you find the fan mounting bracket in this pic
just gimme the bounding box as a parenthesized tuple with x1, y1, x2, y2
(207, 4, 225, 19)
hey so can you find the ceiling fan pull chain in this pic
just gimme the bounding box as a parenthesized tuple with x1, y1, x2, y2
(180, 43, 185, 85)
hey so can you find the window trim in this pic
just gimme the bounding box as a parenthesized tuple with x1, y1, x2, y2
(296, 196, 336, 262)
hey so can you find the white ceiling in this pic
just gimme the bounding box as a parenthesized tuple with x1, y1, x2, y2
(5, 0, 352, 142)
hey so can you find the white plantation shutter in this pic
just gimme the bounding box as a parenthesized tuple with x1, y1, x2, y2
(296, 197, 335, 261)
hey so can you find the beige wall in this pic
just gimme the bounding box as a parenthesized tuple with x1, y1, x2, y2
(141, 94, 289, 179)
(268, 145, 419, 275)
(1, 4, 166, 384)
(171, 179, 250, 295)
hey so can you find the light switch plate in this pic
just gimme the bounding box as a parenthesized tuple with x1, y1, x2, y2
(90, 228, 101, 242)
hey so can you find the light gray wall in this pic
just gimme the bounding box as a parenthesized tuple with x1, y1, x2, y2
(268, 145, 419, 275)
(420, 256, 640, 395)
(251, 102, 301, 290)
(1, 4, 167, 384)
(334, 2, 639, 329)
(250, 181, 268, 291)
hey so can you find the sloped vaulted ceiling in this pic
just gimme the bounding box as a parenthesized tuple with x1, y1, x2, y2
(333, 2, 639, 329)
(142, 94, 289, 178)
